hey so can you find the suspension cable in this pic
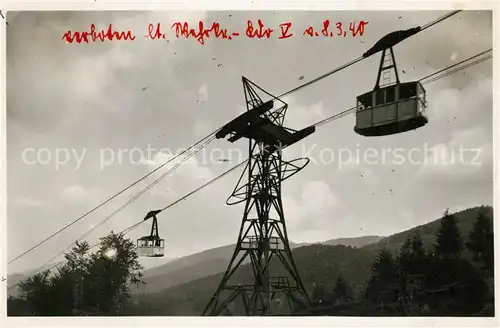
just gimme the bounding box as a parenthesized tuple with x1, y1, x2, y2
(312, 48, 492, 129)
(34, 136, 216, 272)
(98, 48, 496, 247)
(9, 48, 491, 287)
(7, 127, 219, 265)
(420, 10, 462, 31)
(8, 10, 462, 267)
(119, 159, 248, 236)
(278, 56, 365, 99)
(277, 10, 462, 99)
(419, 48, 492, 83)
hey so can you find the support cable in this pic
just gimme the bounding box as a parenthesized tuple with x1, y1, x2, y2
(10, 47, 491, 290)
(277, 10, 462, 99)
(8, 10, 461, 266)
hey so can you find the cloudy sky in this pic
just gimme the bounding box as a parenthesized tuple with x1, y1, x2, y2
(6, 10, 493, 274)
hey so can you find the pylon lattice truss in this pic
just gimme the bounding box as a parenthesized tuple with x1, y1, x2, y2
(203, 77, 316, 316)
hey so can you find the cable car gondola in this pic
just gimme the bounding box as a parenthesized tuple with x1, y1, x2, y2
(355, 28, 428, 137)
(136, 210, 165, 257)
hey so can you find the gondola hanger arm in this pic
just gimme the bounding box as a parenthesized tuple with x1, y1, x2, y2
(143, 210, 162, 221)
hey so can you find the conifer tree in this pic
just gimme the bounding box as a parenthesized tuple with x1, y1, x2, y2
(411, 231, 426, 259)
(365, 249, 398, 312)
(434, 209, 463, 258)
(467, 211, 494, 277)
(331, 274, 353, 305)
(396, 237, 413, 312)
(311, 284, 328, 306)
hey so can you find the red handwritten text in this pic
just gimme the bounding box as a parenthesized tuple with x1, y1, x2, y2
(246, 19, 273, 39)
(303, 20, 368, 38)
(146, 23, 166, 40)
(350, 20, 369, 37)
(62, 24, 136, 43)
(61, 20, 369, 44)
(171, 21, 237, 45)
(278, 22, 293, 39)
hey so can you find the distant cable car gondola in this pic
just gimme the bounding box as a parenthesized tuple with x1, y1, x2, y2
(136, 210, 165, 257)
(355, 27, 428, 137)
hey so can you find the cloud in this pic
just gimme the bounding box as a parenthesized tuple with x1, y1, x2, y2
(198, 84, 209, 102)
(150, 186, 174, 196)
(301, 180, 339, 210)
(142, 150, 213, 180)
(283, 180, 338, 232)
(428, 77, 492, 124)
(62, 185, 86, 202)
(11, 197, 51, 208)
(193, 120, 212, 137)
(7, 11, 209, 131)
(419, 126, 491, 177)
(281, 96, 325, 129)
(137, 150, 215, 204)
(7, 10, 493, 274)
(450, 125, 490, 149)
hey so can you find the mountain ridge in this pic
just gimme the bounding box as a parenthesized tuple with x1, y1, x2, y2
(8, 205, 492, 305)
(123, 205, 493, 315)
(132, 237, 383, 295)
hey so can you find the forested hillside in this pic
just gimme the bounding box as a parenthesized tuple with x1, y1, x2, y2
(124, 206, 494, 316)
(8, 206, 494, 317)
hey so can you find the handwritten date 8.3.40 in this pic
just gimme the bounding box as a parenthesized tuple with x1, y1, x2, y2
(302, 20, 368, 38)
(61, 20, 368, 45)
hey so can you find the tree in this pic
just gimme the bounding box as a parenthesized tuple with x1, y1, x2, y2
(408, 232, 428, 307)
(410, 231, 426, 259)
(82, 232, 144, 315)
(434, 209, 463, 259)
(331, 274, 353, 305)
(48, 265, 78, 315)
(365, 249, 398, 312)
(425, 256, 488, 315)
(466, 211, 494, 277)
(17, 270, 52, 315)
(311, 283, 329, 306)
(11, 232, 144, 316)
(397, 232, 428, 314)
(396, 236, 413, 313)
(398, 237, 412, 263)
(7, 296, 31, 316)
(425, 211, 490, 315)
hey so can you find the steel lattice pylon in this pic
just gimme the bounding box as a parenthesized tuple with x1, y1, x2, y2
(202, 77, 312, 316)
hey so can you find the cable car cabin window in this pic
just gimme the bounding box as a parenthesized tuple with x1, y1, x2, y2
(386, 86, 396, 103)
(417, 83, 424, 97)
(399, 83, 417, 100)
(417, 83, 426, 104)
(416, 83, 427, 114)
(357, 92, 373, 110)
(375, 89, 385, 105)
(357, 100, 365, 111)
